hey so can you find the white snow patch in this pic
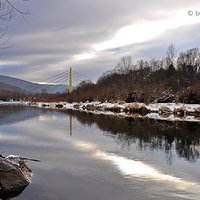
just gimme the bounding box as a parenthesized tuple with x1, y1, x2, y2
(147, 103, 200, 113)
(0, 101, 22, 105)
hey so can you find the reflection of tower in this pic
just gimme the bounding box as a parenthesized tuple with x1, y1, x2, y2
(69, 112, 73, 136)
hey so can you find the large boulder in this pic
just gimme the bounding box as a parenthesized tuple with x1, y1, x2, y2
(0, 155, 32, 199)
(174, 107, 187, 117)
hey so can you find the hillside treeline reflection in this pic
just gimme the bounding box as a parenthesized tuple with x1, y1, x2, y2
(1, 105, 200, 164)
(68, 110, 200, 163)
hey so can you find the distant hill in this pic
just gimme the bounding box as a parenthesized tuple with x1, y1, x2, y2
(0, 81, 23, 92)
(0, 75, 68, 94)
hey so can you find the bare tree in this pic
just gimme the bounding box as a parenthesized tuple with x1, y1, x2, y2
(116, 56, 133, 73)
(0, 0, 29, 48)
(166, 44, 177, 67)
(177, 48, 200, 83)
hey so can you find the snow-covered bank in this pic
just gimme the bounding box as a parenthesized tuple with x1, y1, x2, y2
(24, 101, 200, 122)
(0, 101, 22, 105)
(146, 103, 200, 113)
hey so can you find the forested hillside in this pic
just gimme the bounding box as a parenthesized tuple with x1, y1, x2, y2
(71, 45, 200, 104)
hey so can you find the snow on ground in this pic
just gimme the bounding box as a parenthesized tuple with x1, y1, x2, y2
(23, 101, 200, 123)
(2, 100, 200, 122)
(147, 103, 200, 113)
(0, 101, 22, 105)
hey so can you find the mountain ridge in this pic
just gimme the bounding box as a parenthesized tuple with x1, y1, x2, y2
(0, 75, 68, 94)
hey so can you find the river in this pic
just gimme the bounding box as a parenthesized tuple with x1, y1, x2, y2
(0, 104, 200, 200)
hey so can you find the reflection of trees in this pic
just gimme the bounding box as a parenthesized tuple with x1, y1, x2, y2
(68, 110, 200, 163)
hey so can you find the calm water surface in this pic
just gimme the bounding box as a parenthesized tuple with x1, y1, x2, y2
(0, 105, 200, 200)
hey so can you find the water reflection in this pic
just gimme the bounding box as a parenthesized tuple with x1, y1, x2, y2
(1, 106, 200, 164)
(1, 106, 200, 199)
(0, 105, 46, 200)
(0, 105, 43, 125)
(73, 139, 200, 198)
(0, 186, 27, 200)
(69, 113, 73, 136)
(68, 110, 200, 164)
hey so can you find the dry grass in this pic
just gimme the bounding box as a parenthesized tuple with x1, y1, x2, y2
(125, 103, 148, 115)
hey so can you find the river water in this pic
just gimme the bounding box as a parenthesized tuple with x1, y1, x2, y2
(0, 104, 200, 200)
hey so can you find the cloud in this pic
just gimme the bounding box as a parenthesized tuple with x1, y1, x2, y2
(0, 0, 200, 82)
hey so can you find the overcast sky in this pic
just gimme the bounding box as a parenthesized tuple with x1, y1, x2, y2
(0, 0, 200, 83)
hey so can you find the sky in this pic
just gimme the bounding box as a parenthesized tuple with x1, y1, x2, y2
(0, 0, 200, 83)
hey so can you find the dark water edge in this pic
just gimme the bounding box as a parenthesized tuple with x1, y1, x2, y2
(0, 105, 200, 200)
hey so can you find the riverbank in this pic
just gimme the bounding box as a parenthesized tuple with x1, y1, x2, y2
(24, 101, 200, 122)
(0, 101, 22, 105)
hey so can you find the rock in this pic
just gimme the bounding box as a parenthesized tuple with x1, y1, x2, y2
(0, 155, 32, 199)
(159, 106, 172, 114)
(42, 103, 49, 108)
(56, 104, 63, 108)
(108, 106, 121, 113)
(73, 104, 80, 109)
(158, 106, 172, 117)
(194, 107, 200, 116)
(174, 107, 187, 117)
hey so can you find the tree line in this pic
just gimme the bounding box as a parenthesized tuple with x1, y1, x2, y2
(70, 45, 200, 104)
